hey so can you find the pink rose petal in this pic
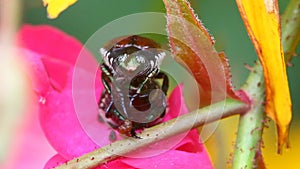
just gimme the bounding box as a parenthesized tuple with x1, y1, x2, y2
(97, 160, 133, 169)
(44, 154, 67, 169)
(3, 110, 56, 169)
(20, 50, 51, 96)
(2, 49, 56, 169)
(41, 56, 71, 91)
(18, 25, 82, 65)
(39, 68, 103, 159)
(164, 84, 188, 121)
(18, 25, 93, 91)
(38, 47, 110, 159)
(18, 25, 108, 159)
(121, 150, 212, 169)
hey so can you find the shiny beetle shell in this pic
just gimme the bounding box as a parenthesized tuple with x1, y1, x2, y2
(98, 35, 169, 138)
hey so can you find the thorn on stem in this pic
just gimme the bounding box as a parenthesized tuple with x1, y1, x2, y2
(244, 63, 253, 71)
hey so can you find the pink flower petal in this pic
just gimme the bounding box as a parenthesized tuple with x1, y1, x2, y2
(21, 50, 51, 96)
(174, 129, 203, 153)
(41, 56, 71, 91)
(164, 84, 188, 121)
(97, 160, 133, 169)
(121, 150, 212, 169)
(18, 25, 92, 90)
(3, 107, 56, 169)
(37, 43, 110, 159)
(2, 50, 56, 169)
(17, 24, 110, 159)
(39, 66, 107, 159)
(44, 154, 67, 169)
(39, 90, 98, 159)
(18, 25, 82, 65)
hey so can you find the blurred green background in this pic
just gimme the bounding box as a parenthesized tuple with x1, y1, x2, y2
(22, 0, 300, 168)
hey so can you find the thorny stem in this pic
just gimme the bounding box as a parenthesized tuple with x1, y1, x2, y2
(232, 0, 300, 168)
(232, 63, 265, 169)
(282, 0, 300, 63)
(54, 98, 249, 169)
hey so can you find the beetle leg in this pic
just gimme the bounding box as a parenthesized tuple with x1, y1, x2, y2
(117, 119, 142, 139)
(105, 100, 114, 114)
(117, 119, 133, 137)
(98, 91, 110, 122)
(107, 121, 119, 129)
(98, 91, 106, 109)
(101, 64, 113, 94)
(131, 130, 142, 139)
(136, 77, 149, 94)
(156, 72, 169, 95)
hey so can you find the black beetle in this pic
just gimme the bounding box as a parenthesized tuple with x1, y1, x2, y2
(98, 35, 169, 138)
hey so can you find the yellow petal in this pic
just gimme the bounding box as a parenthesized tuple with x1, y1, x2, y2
(236, 0, 292, 152)
(43, 0, 77, 19)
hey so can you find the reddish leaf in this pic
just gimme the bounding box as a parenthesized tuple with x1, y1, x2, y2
(163, 0, 242, 106)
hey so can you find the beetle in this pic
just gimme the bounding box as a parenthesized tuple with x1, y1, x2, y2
(98, 35, 169, 138)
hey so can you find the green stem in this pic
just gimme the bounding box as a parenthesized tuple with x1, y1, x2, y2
(54, 98, 248, 169)
(232, 63, 265, 169)
(282, 0, 300, 63)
